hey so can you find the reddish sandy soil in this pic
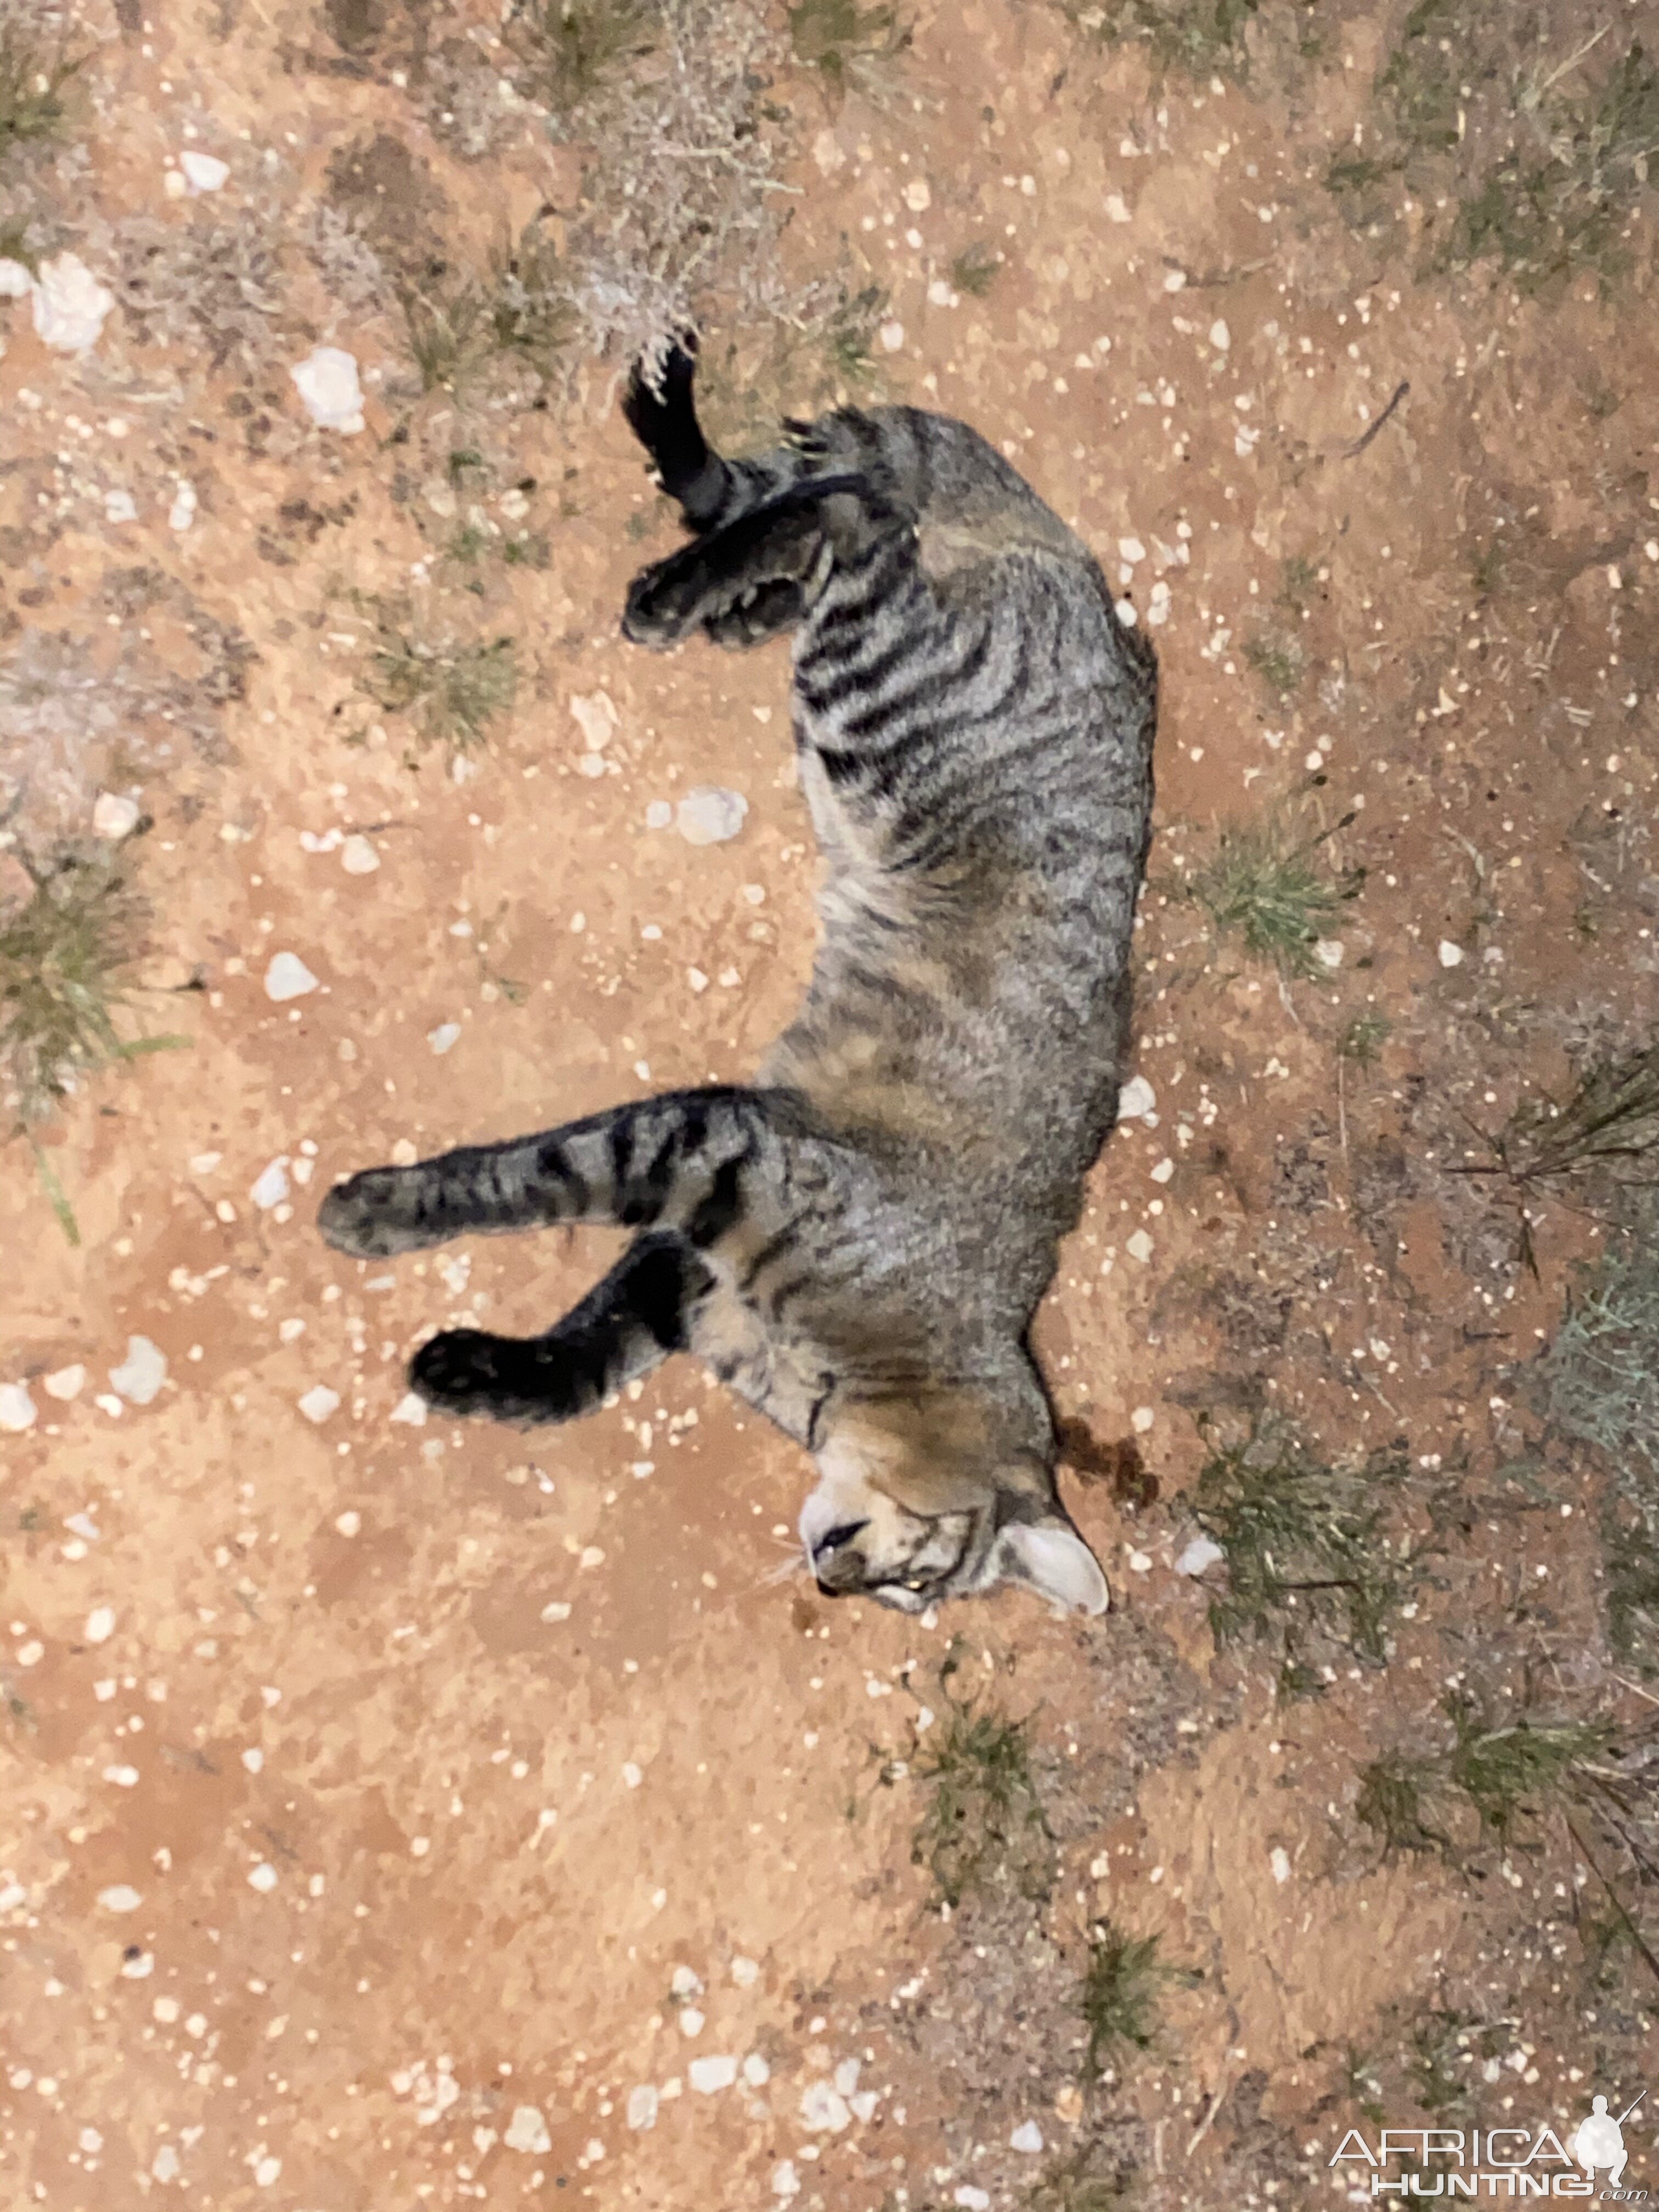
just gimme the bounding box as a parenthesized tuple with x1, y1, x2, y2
(3, 1, 1658, 2207)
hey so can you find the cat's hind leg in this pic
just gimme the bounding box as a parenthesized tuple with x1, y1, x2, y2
(622, 476, 872, 650)
(411, 1232, 714, 1424)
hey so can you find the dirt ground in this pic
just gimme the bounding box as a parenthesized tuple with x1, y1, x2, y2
(4, 0, 1659, 2205)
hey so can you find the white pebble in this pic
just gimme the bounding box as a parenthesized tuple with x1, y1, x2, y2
(341, 834, 380, 875)
(676, 786, 748, 846)
(1104, 193, 1131, 223)
(1437, 940, 1465, 968)
(247, 1861, 278, 1892)
(93, 792, 141, 840)
(84, 1606, 115, 1644)
(689, 2055, 738, 2094)
(299, 1385, 341, 1424)
(730, 1955, 760, 1987)
(1175, 1536, 1224, 1577)
(626, 2085, 658, 2132)
(1118, 537, 1146, 565)
(798, 2080, 851, 2134)
(253, 2155, 281, 2187)
(645, 800, 673, 829)
(167, 481, 197, 533)
(678, 2006, 706, 2038)
(0, 1383, 37, 1433)
(110, 1335, 167, 1406)
(772, 2164, 800, 2202)
(1313, 938, 1345, 969)
(1147, 579, 1172, 627)
(569, 690, 619, 752)
(742, 2052, 771, 2087)
(1130, 1406, 1156, 1432)
(1125, 1228, 1154, 1264)
(290, 346, 365, 433)
(103, 1764, 139, 1787)
(250, 1158, 290, 1210)
(1208, 319, 1231, 351)
(878, 320, 905, 353)
(622, 1761, 642, 1789)
(428, 1023, 462, 1056)
(0, 257, 31, 297)
(334, 1509, 361, 1536)
(390, 1392, 428, 1427)
(179, 149, 229, 193)
(540, 1600, 572, 1622)
(1011, 2120, 1045, 2153)
(97, 1885, 143, 1913)
(504, 2106, 551, 2154)
(264, 952, 319, 1002)
(1270, 1845, 1291, 1885)
(242, 1747, 264, 1774)
(1149, 1157, 1174, 1184)
(1126, 1549, 1153, 1573)
(955, 2191, 992, 2211)
(903, 177, 931, 211)
(32, 253, 115, 352)
(1118, 1074, 1156, 1123)
(670, 1966, 703, 1996)
(43, 1365, 85, 1401)
(834, 2058, 861, 2096)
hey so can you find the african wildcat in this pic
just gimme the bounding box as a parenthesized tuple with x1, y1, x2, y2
(319, 340, 1157, 1617)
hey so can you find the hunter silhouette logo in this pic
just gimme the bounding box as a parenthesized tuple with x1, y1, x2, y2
(1573, 2092, 1644, 2190)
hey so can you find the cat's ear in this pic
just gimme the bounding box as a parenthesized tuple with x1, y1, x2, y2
(994, 1517, 1110, 1618)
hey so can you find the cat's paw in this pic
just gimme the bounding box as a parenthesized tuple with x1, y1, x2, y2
(409, 1327, 503, 1415)
(317, 1167, 427, 1259)
(620, 549, 707, 648)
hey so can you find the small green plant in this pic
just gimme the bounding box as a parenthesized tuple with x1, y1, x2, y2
(911, 1695, 1052, 1908)
(949, 241, 1001, 297)
(1340, 1009, 1392, 1065)
(1188, 1419, 1416, 1684)
(1476, 1050, 1659, 1203)
(821, 280, 886, 390)
(0, 7, 87, 157)
(364, 622, 518, 749)
(1407, 2007, 1477, 2119)
(1057, 0, 1259, 81)
(1190, 815, 1361, 979)
(1446, 1701, 1611, 1842)
(2, 851, 186, 1240)
(487, 221, 574, 379)
(1276, 554, 1321, 615)
(506, 0, 659, 112)
(1355, 1751, 1449, 1857)
(787, 0, 909, 98)
(400, 274, 490, 395)
(1080, 1922, 1186, 2075)
(1243, 627, 1305, 699)
(1376, 0, 1461, 156)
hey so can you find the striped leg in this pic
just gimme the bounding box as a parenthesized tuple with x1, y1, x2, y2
(317, 1086, 788, 1261)
(620, 476, 871, 651)
(410, 1232, 714, 1424)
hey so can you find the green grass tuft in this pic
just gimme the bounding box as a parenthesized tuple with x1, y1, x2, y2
(1080, 1922, 1186, 2075)
(1355, 1751, 1448, 1857)
(1243, 627, 1305, 699)
(1340, 1009, 1392, 1065)
(506, 0, 659, 113)
(364, 623, 518, 749)
(787, 0, 909, 97)
(0, 8, 87, 158)
(1445, 1699, 1611, 1843)
(911, 1696, 1052, 1909)
(1190, 815, 1361, 979)
(949, 241, 1001, 297)
(1057, 0, 1259, 81)
(1189, 1419, 1417, 1685)
(1, 851, 185, 1143)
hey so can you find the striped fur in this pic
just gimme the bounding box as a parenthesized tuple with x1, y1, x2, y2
(319, 340, 1156, 1618)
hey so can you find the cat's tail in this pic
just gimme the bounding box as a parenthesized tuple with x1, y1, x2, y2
(317, 1085, 800, 1260)
(406, 1231, 714, 1426)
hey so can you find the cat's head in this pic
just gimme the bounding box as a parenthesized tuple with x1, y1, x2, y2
(800, 1403, 1108, 1618)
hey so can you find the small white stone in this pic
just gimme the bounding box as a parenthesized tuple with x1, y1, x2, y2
(742, 2052, 771, 2087)
(167, 481, 197, 533)
(291, 346, 365, 433)
(299, 1385, 341, 1424)
(689, 2055, 738, 2094)
(955, 2191, 992, 2211)
(1011, 2120, 1045, 2154)
(569, 690, 619, 752)
(676, 786, 748, 846)
(622, 1761, 642, 1789)
(1104, 193, 1131, 223)
(97, 1885, 143, 1912)
(678, 2006, 706, 2038)
(341, 834, 380, 876)
(43, 1364, 86, 1402)
(540, 1600, 572, 1622)
(1208, 318, 1231, 351)
(0, 1383, 37, 1432)
(671, 1966, 703, 1999)
(645, 800, 673, 830)
(242, 1747, 264, 1773)
(834, 2059, 861, 2096)
(772, 2163, 800, 2202)
(390, 1392, 428, 1427)
(626, 2085, 658, 2132)
(1147, 579, 1172, 627)
(878, 320, 905, 353)
(247, 1861, 278, 1892)
(1118, 537, 1146, 565)
(84, 1606, 115, 1644)
(798, 2080, 851, 2134)
(1313, 938, 1345, 969)
(1126, 1549, 1153, 1573)
(152, 2146, 180, 2183)
(0, 257, 31, 297)
(103, 1764, 139, 1787)
(1437, 940, 1465, 968)
(120, 1950, 153, 1978)
(179, 150, 229, 194)
(105, 489, 138, 526)
(253, 2155, 281, 2187)
(504, 2106, 551, 2154)
(903, 177, 931, 211)
(428, 1023, 462, 1056)
(334, 1509, 361, 1536)
(730, 1955, 760, 1987)
(1125, 1228, 1154, 1264)
(1114, 597, 1138, 627)
(32, 254, 115, 352)
(1118, 1075, 1155, 1122)
(110, 1335, 167, 1406)
(93, 792, 141, 840)
(264, 952, 319, 1002)
(1175, 1535, 1224, 1577)
(1130, 1405, 1156, 1432)
(250, 1158, 290, 1210)
(1269, 1845, 1291, 1885)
